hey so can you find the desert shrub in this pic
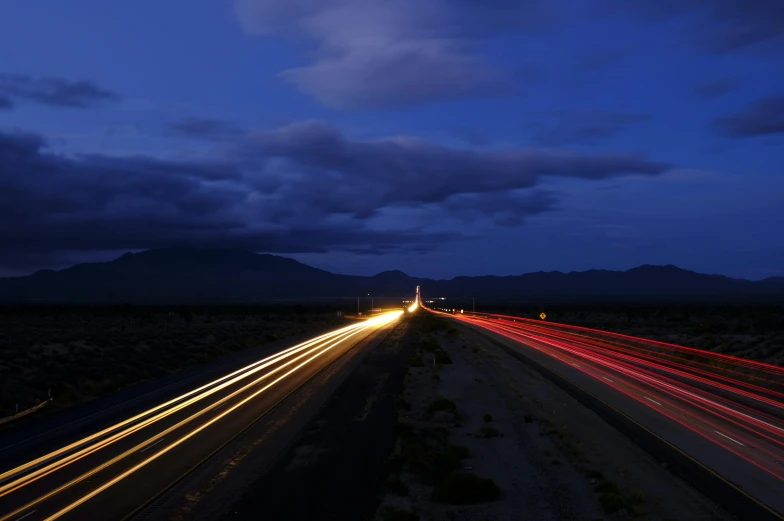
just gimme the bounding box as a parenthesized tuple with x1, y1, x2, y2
(407, 355, 425, 367)
(378, 506, 419, 521)
(478, 425, 500, 438)
(594, 480, 626, 514)
(419, 426, 450, 445)
(419, 337, 440, 352)
(431, 472, 501, 504)
(395, 397, 412, 411)
(434, 348, 453, 365)
(428, 397, 457, 415)
(384, 453, 404, 473)
(384, 474, 409, 496)
(398, 424, 469, 485)
(585, 469, 604, 480)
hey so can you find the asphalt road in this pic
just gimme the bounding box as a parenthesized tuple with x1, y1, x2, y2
(224, 319, 413, 521)
(451, 312, 784, 519)
(0, 311, 402, 521)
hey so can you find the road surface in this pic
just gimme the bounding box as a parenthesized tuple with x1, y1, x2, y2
(448, 311, 784, 519)
(0, 311, 402, 521)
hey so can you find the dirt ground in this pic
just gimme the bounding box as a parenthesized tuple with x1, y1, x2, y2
(373, 315, 731, 521)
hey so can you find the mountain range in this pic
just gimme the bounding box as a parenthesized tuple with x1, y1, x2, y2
(0, 248, 782, 304)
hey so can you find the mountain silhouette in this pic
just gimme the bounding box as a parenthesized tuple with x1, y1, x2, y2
(0, 248, 781, 303)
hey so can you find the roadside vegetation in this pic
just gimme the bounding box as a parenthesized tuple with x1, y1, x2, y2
(484, 305, 784, 365)
(0, 304, 345, 417)
(375, 313, 502, 521)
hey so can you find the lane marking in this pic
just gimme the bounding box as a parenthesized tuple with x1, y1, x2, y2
(714, 430, 745, 447)
(138, 439, 165, 453)
(602, 377, 613, 383)
(15, 511, 37, 521)
(644, 396, 662, 406)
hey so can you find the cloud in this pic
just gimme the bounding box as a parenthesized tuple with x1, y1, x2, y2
(449, 127, 490, 147)
(714, 96, 784, 137)
(242, 121, 669, 213)
(168, 117, 246, 141)
(0, 74, 119, 108)
(528, 111, 651, 146)
(621, 0, 784, 53)
(0, 121, 671, 271)
(443, 190, 558, 227)
(691, 80, 735, 99)
(0, 128, 453, 269)
(233, 0, 544, 107)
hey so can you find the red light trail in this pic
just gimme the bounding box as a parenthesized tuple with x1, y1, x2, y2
(437, 309, 784, 515)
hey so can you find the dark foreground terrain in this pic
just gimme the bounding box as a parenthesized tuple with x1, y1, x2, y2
(0, 305, 346, 418)
(1, 307, 775, 521)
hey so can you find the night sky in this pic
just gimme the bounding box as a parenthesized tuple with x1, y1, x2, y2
(1, 1, 782, 280)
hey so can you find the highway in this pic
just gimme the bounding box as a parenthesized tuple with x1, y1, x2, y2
(446, 311, 784, 518)
(0, 310, 402, 521)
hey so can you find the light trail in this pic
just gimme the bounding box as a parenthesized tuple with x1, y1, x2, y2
(0, 324, 364, 496)
(429, 307, 784, 496)
(0, 322, 364, 487)
(0, 310, 402, 521)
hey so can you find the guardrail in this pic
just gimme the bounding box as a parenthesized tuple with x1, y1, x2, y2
(0, 397, 54, 426)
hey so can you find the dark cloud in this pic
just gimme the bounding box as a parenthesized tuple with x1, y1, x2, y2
(168, 117, 245, 141)
(0, 127, 454, 269)
(443, 190, 558, 227)
(621, 0, 784, 53)
(0, 121, 671, 271)
(714, 96, 784, 137)
(579, 47, 636, 72)
(0, 95, 12, 110)
(692, 80, 735, 99)
(0, 74, 119, 108)
(528, 111, 651, 146)
(242, 121, 668, 215)
(450, 127, 490, 147)
(233, 0, 545, 107)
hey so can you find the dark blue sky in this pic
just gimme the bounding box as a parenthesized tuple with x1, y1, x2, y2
(1, 1, 782, 279)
